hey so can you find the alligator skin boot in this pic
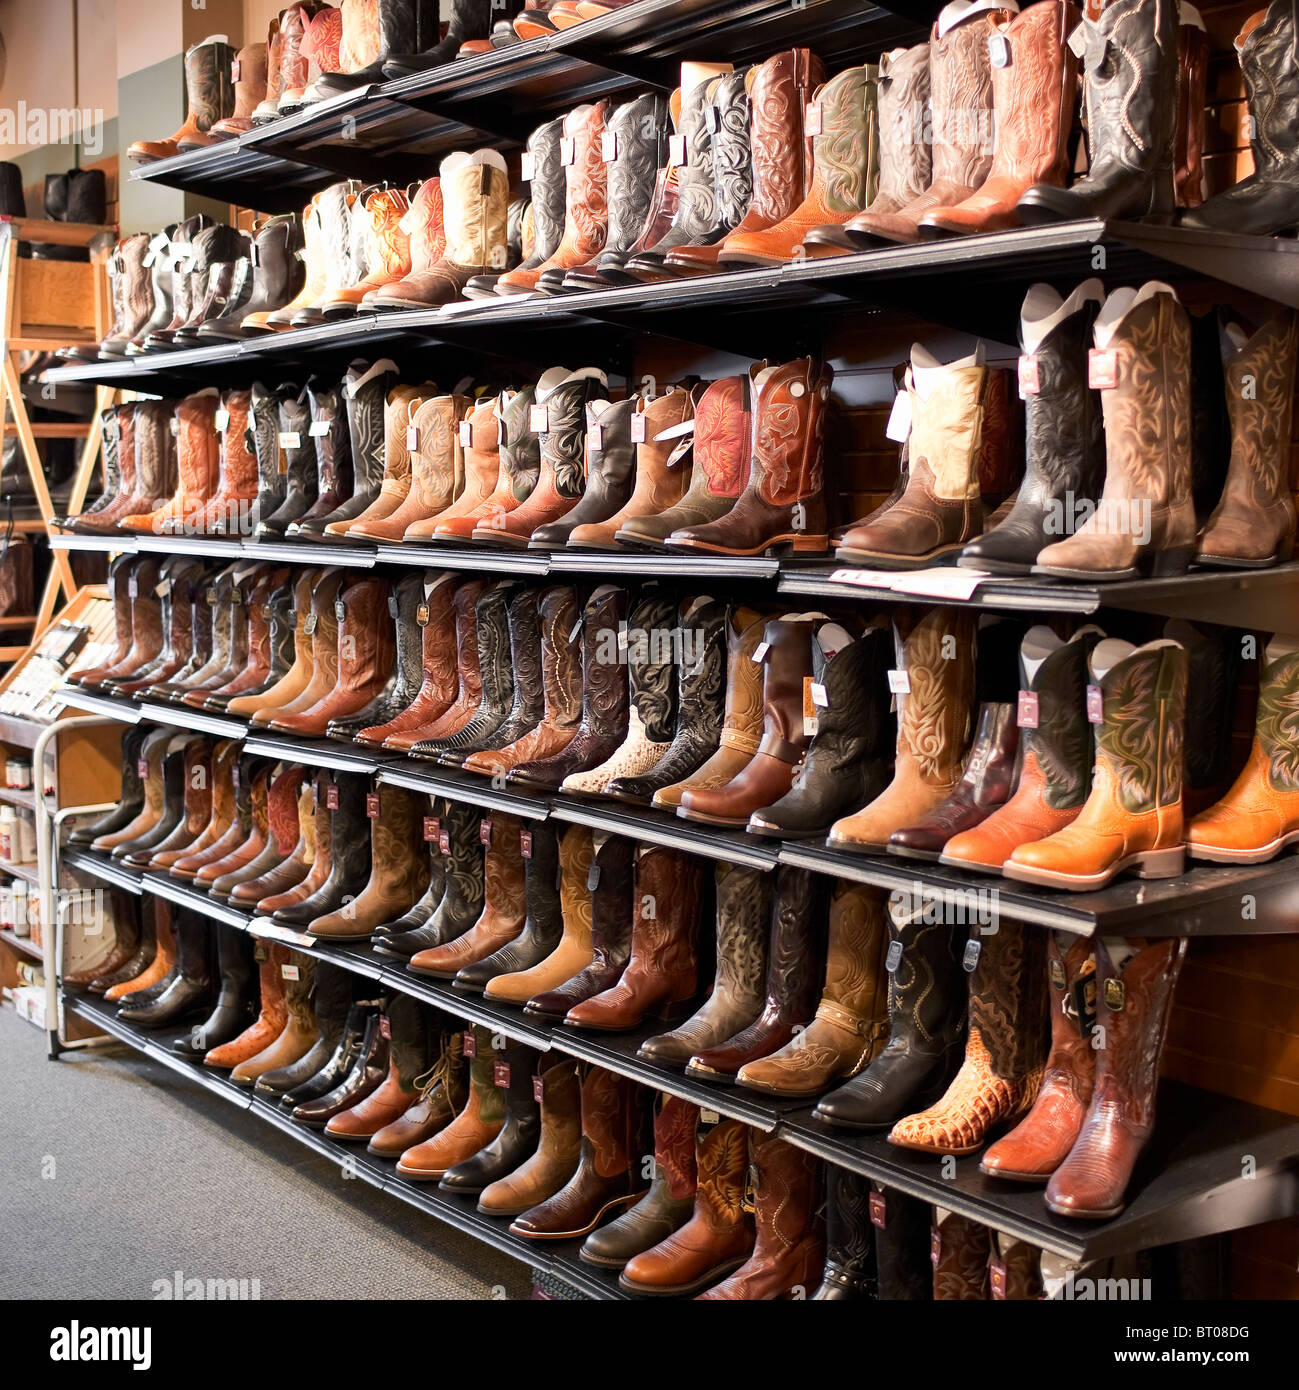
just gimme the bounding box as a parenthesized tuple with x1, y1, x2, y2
(128, 35, 235, 161)
(687, 867, 827, 1080)
(828, 609, 976, 853)
(563, 846, 701, 1030)
(838, 345, 987, 567)
(559, 93, 669, 291)
(932, 1211, 992, 1300)
(509, 584, 628, 790)
(560, 587, 679, 796)
(368, 1029, 467, 1156)
(737, 882, 889, 1098)
(118, 911, 213, 1027)
(327, 383, 428, 538)
(638, 864, 769, 1066)
(476, 1055, 582, 1214)
(374, 150, 509, 306)
(1006, 637, 1188, 890)
(1189, 637, 1299, 862)
(509, 1068, 649, 1239)
(485, 824, 594, 1004)
(360, 571, 459, 746)
(622, 67, 738, 280)
(1045, 935, 1186, 1218)
(525, 832, 632, 1018)
(1035, 283, 1195, 580)
(209, 41, 268, 139)
(1181, 0, 1299, 233)
(439, 1043, 544, 1193)
(718, 64, 876, 265)
(529, 398, 635, 548)
(669, 49, 824, 276)
(1196, 310, 1299, 567)
(616, 375, 752, 548)
(980, 933, 1097, 1181)
(921, 2, 1077, 235)
(959, 281, 1105, 572)
(408, 812, 526, 973)
(474, 368, 607, 545)
(430, 387, 541, 542)
(889, 922, 1048, 1156)
(464, 117, 563, 298)
(271, 772, 371, 927)
(813, 1169, 875, 1299)
(749, 623, 894, 838)
(395, 1027, 505, 1180)
(653, 606, 765, 812)
(666, 357, 831, 556)
(620, 1118, 753, 1295)
(679, 616, 816, 828)
(328, 571, 426, 742)
(326, 995, 437, 1140)
(941, 624, 1102, 873)
(496, 103, 608, 296)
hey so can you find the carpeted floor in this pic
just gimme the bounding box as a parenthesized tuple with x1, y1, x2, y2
(0, 1006, 531, 1300)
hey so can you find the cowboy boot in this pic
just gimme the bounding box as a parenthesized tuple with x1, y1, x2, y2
(813, 1169, 875, 1300)
(291, 1010, 390, 1127)
(981, 933, 1097, 1181)
(485, 824, 593, 1004)
(232, 568, 320, 721)
(210, 215, 306, 339)
(529, 397, 635, 548)
(174, 234, 254, 344)
(209, 760, 300, 895)
(378, 797, 485, 956)
(559, 93, 669, 290)
(408, 812, 526, 974)
(251, 11, 285, 122)
(98, 234, 155, 357)
(108, 558, 201, 694)
(367, 1028, 467, 1155)
(670, 49, 824, 274)
(509, 1068, 649, 1238)
(889, 922, 1049, 1155)
(1045, 936, 1187, 1218)
(508, 584, 627, 790)
(326, 994, 438, 1138)
(805, 43, 930, 255)
(921, 2, 1078, 235)
(82, 404, 156, 536)
(666, 357, 831, 556)
(244, 381, 287, 528)
(144, 579, 211, 702)
(302, 360, 400, 533)
(290, 183, 358, 327)
(326, 384, 429, 538)
(209, 41, 268, 139)
(564, 846, 701, 1031)
(687, 866, 828, 1079)
(375, 394, 494, 542)
(134, 219, 203, 353)
(737, 882, 890, 1098)
(1175, 4, 1212, 207)
(271, 772, 372, 926)
(359, 389, 468, 542)
(1189, 636, 1299, 862)
(277, 3, 326, 114)
(359, 571, 459, 745)
(295, 4, 347, 105)
(337, 185, 412, 314)
(395, 1026, 505, 1179)
(162, 740, 240, 876)
(68, 555, 130, 687)
(68, 724, 147, 847)
(1196, 310, 1298, 567)
(123, 229, 177, 355)
(475, 1056, 583, 1215)
(266, 197, 326, 330)
(749, 622, 895, 838)
(561, 586, 680, 796)
(67, 408, 135, 535)
(193, 760, 271, 886)
(474, 368, 607, 545)
(620, 1117, 753, 1294)
(230, 772, 314, 905)
(439, 1043, 545, 1192)
(328, 571, 426, 740)
(719, 64, 877, 265)
(195, 390, 259, 536)
(639, 864, 769, 1065)
(61, 407, 121, 528)
(465, 118, 564, 298)
(958, 280, 1105, 572)
(698, 1133, 823, 1299)
(839, 345, 988, 566)
(260, 771, 335, 916)
(1007, 637, 1188, 890)
(678, 616, 817, 828)
(989, 1235, 1046, 1300)
(256, 963, 354, 1100)
(230, 950, 318, 1084)
(146, 224, 241, 349)
(366, 176, 442, 307)
(117, 735, 193, 865)
(525, 832, 632, 1018)
(932, 1211, 992, 1300)
(122, 390, 221, 537)
(941, 624, 1102, 873)
(596, 154, 680, 284)
(622, 66, 736, 280)
(127, 35, 235, 161)
(285, 380, 351, 536)
(828, 608, 976, 853)
(118, 911, 213, 1027)
(87, 905, 154, 996)
(101, 905, 172, 1002)
(616, 374, 753, 548)
(429, 387, 542, 541)
(314, 0, 439, 92)
(1020, 0, 1178, 223)
(497, 104, 608, 295)
(1036, 284, 1195, 579)
(256, 385, 318, 533)
(96, 559, 164, 689)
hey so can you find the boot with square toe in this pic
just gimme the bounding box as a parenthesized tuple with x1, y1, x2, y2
(478, 1056, 582, 1216)
(396, 1027, 504, 1180)
(430, 387, 541, 542)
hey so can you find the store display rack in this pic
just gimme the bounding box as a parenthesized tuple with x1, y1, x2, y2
(58, 845, 1299, 1263)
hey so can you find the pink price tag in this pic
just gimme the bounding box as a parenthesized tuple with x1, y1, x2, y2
(631, 413, 647, 444)
(423, 816, 439, 842)
(804, 101, 824, 136)
(1017, 690, 1039, 729)
(930, 1226, 942, 1267)
(1088, 348, 1118, 390)
(137, 759, 148, 779)
(1086, 684, 1104, 724)
(366, 792, 380, 819)
(325, 783, 339, 810)
(520, 829, 532, 859)
(462, 1030, 476, 1058)
(479, 817, 492, 847)
(1017, 354, 1040, 397)
(869, 1191, 887, 1228)
(459, 419, 473, 448)
(532, 1075, 545, 1103)
(989, 1256, 1008, 1299)
(588, 421, 603, 451)
(494, 1061, 511, 1088)
(379, 1015, 391, 1040)
(406, 425, 420, 451)
(438, 829, 451, 855)
(231, 59, 242, 82)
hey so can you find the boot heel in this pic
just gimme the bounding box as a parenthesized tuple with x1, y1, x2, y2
(790, 533, 830, 554)
(654, 995, 697, 1024)
(1134, 845, 1185, 879)
(1145, 543, 1195, 578)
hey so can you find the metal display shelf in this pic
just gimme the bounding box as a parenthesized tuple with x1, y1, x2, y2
(377, 963, 556, 1049)
(137, 701, 248, 739)
(778, 842, 1299, 938)
(376, 763, 552, 821)
(48, 533, 136, 554)
(139, 871, 251, 929)
(371, 542, 550, 575)
(550, 798, 779, 871)
(63, 847, 144, 895)
(58, 690, 141, 723)
(132, 534, 249, 559)
(242, 734, 392, 776)
(778, 1083, 1299, 1264)
(243, 537, 378, 568)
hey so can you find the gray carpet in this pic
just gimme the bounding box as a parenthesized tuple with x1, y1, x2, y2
(0, 1007, 531, 1300)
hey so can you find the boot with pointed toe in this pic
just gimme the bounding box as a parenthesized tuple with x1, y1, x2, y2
(396, 1026, 504, 1179)
(477, 1056, 582, 1215)
(104, 911, 173, 1004)
(430, 387, 542, 542)
(209, 41, 268, 140)
(230, 951, 318, 1084)
(366, 175, 443, 307)
(291, 1012, 390, 1128)
(303, 359, 399, 532)
(256, 381, 318, 533)
(280, 1002, 376, 1110)
(271, 772, 371, 926)
(369, 393, 484, 543)
(380, 798, 485, 958)
(324, 383, 428, 540)
(284, 380, 351, 537)
(128, 35, 235, 162)
(529, 397, 635, 549)
(812, 1170, 875, 1300)
(327, 993, 437, 1139)
(328, 571, 426, 742)
(360, 571, 459, 746)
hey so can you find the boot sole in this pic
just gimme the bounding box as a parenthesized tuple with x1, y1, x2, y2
(937, 852, 1005, 876)
(395, 1161, 451, 1181)
(666, 533, 828, 557)
(674, 806, 749, 828)
(1044, 1196, 1124, 1220)
(835, 541, 965, 569)
(508, 1192, 641, 1240)
(1186, 831, 1299, 865)
(1002, 846, 1185, 891)
(824, 833, 888, 854)
(886, 845, 943, 862)
(977, 1162, 1051, 1184)
(618, 1256, 747, 1297)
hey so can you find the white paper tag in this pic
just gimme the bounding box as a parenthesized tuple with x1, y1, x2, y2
(752, 641, 770, 663)
(668, 133, 687, 167)
(810, 682, 829, 708)
(588, 421, 603, 451)
(560, 135, 576, 165)
(530, 403, 548, 434)
(309, 419, 331, 437)
(406, 424, 420, 451)
(887, 668, 910, 695)
(521, 151, 535, 181)
(278, 431, 301, 449)
(601, 130, 618, 162)
(885, 390, 912, 443)
(281, 963, 300, 981)
(804, 101, 824, 136)
(459, 419, 473, 447)
(214, 409, 230, 433)
(1067, 22, 1087, 57)
(631, 413, 647, 444)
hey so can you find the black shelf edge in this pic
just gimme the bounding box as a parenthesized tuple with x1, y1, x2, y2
(63, 848, 144, 895)
(242, 734, 390, 776)
(137, 701, 248, 740)
(377, 964, 556, 1048)
(545, 550, 780, 579)
(375, 764, 551, 821)
(550, 799, 778, 871)
(138, 871, 251, 928)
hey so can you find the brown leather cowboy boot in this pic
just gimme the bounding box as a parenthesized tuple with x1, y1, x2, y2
(396, 1027, 505, 1180)
(365, 176, 443, 306)
(328, 384, 430, 538)
(359, 571, 459, 745)
(355, 391, 471, 542)
(231, 952, 317, 1084)
(478, 1056, 583, 1216)
(204, 942, 289, 1070)
(230, 568, 318, 719)
(253, 569, 345, 728)
(428, 387, 541, 541)
(209, 42, 268, 139)
(128, 35, 235, 161)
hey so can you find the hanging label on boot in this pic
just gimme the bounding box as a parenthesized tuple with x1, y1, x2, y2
(379, 1014, 391, 1040)
(215, 409, 230, 432)
(279, 431, 301, 450)
(1086, 683, 1103, 724)
(1088, 348, 1118, 390)
(668, 133, 687, 167)
(388, 595, 400, 619)
(988, 32, 1012, 67)
(334, 599, 347, 623)
(930, 1225, 942, 1266)
(303, 613, 317, 635)
(435, 825, 451, 854)
(869, 1190, 888, 1228)
(494, 1060, 511, 1088)
(1067, 22, 1087, 57)
(962, 938, 982, 972)
(462, 1029, 476, 1057)
(1016, 690, 1039, 728)
(479, 817, 493, 846)
(587, 421, 603, 451)
(416, 603, 430, 626)
(705, 104, 721, 134)
(885, 939, 904, 973)
(170, 417, 180, 436)
(1103, 977, 1125, 1011)
(1074, 961, 1099, 1036)
(887, 668, 910, 695)
(281, 963, 300, 982)
(529, 404, 549, 435)
(586, 862, 600, 891)
(988, 1256, 1008, 1298)
(560, 136, 577, 165)
(406, 424, 420, 452)
(128, 574, 138, 598)
(885, 390, 913, 443)
(325, 782, 339, 810)
(309, 420, 331, 436)
(532, 1074, 545, 1103)
(423, 815, 439, 842)
(231, 58, 241, 82)
(520, 828, 532, 859)
(802, 677, 819, 737)
(366, 792, 380, 818)
(137, 758, 149, 779)
(1017, 354, 1040, 397)
(601, 130, 619, 162)
(458, 419, 473, 448)
(804, 101, 824, 137)
(751, 641, 770, 664)
(631, 413, 648, 444)
(521, 151, 535, 181)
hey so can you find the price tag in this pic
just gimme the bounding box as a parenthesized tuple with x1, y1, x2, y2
(700, 1108, 720, 1124)
(423, 815, 439, 842)
(379, 1014, 391, 1040)
(885, 939, 904, 973)
(156, 579, 172, 598)
(388, 595, 400, 619)
(1088, 348, 1118, 390)
(810, 681, 829, 708)
(988, 32, 1011, 67)
(989, 1256, 1008, 1299)
(586, 862, 600, 891)
(530, 403, 548, 435)
(869, 1191, 887, 1228)
(325, 782, 339, 810)
(494, 1060, 511, 1088)
(588, 421, 603, 451)
(463, 1029, 476, 1058)
(1017, 690, 1039, 728)
(366, 792, 380, 818)
(1086, 684, 1104, 724)
(281, 963, 300, 981)
(887, 668, 910, 695)
(416, 603, 430, 626)
(334, 599, 347, 622)
(459, 419, 473, 448)
(631, 412, 647, 444)
(279, 431, 301, 449)
(962, 938, 982, 972)
(309, 419, 331, 437)
(170, 417, 180, 436)
(231, 58, 242, 82)
(128, 575, 139, 598)
(215, 408, 230, 432)
(885, 390, 912, 442)
(601, 129, 618, 162)
(751, 641, 770, 664)
(560, 135, 576, 165)
(802, 677, 819, 738)
(303, 613, 317, 635)
(406, 424, 420, 451)
(520, 151, 535, 181)
(1017, 354, 1040, 397)
(438, 828, 451, 855)
(532, 1075, 545, 1103)
(1067, 22, 1087, 58)
(479, 817, 492, 846)
(520, 828, 532, 859)
(668, 132, 687, 167)
(804, 101, 824, 136)
(137, 758, 149, 779)
(930, 1226, 942, 1266)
